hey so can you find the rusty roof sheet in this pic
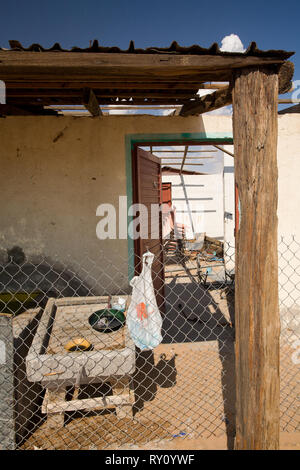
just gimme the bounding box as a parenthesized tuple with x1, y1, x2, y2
(1, 40, 294, 59)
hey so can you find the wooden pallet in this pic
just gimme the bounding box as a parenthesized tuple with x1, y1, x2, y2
(42, 377, 134, 429)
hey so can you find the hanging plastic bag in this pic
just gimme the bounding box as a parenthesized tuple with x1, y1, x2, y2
(127, 251, 163, 350)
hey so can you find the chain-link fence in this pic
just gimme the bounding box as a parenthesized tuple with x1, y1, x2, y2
(0, 237, 299, 450)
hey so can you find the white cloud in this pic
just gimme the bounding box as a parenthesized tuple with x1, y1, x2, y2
(196, 89, 233, 115)
(220, 34, 245, 53)
(196, 89, 215, 98)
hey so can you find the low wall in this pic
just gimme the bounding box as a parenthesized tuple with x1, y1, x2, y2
(0, 314, 15, 450)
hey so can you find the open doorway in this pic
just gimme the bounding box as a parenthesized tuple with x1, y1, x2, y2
(131, 141, 236, 334)
(130, 140, 236, 443)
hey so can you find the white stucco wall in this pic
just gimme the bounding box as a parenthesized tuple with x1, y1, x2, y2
(0, 113, 299, 305)
(220, 115, 300, 242)
(220, 115, 300, 310)
(162, 173, 224, 239)
(0, 114, 232, 291)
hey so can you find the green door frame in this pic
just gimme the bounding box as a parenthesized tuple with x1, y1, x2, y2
(125, 132, 234, 280)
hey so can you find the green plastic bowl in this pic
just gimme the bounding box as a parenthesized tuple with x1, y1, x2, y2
(88, 308, 126, 333)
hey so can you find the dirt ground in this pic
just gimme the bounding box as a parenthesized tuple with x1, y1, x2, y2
(110, 432, 300, 450)
(21, 339, 299, 451)
(20, 259, 299, 451)
(22, 427, 300, 451)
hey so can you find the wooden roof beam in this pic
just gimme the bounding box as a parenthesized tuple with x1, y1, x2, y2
(277, 61, 294, 94)
(179, 145, 189, 174)
(82, 88, 102, 116)
(213, 144, 235, 157)
(198, 83, 229, 90)
(180, 61, 294, 116)
(180, 86, 232, 116)
(0, 51, 289, 83)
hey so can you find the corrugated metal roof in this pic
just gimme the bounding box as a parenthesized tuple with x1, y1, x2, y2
(1, 39, 294, 59)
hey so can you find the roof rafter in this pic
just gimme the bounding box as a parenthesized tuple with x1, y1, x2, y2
(180, 61, 294, 116)
(0, 43, 294, 112)
(82, 88, 102, 116)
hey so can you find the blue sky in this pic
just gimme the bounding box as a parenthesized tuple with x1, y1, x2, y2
(0, 0, 299, 104)
(0, 0, 298, 67)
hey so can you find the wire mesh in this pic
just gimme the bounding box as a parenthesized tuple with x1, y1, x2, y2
(0, 237, 298, 450)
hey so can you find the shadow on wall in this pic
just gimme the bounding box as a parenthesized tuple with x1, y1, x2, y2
(0, 247, 94, 313)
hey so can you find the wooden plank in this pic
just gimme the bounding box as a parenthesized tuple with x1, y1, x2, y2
(198, 83, 229, 89)
(42, 388, 66, 414)
(159, 158, 212, 161)
(0, 52, 287, 79)
(82, 88, 102, 116)
(7, 89, 200, 99)
(43, 389, 65, 428)
(232, 65, 280, 450)
(5, 62, 293, 103)
(6, 81, 202, 90)
(213, 145, 235, 158)
(180, 61, 293, 116)
(45, 393, 133, 414)
(113, 381, 134, 418)
(278, 61, 294, 94)
(180, 145, 189, 174)
(7, 97, 196, 106)
(150, 150, 217, 153)
(180, 86, 232, 116)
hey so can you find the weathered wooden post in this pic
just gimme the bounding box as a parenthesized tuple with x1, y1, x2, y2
(232, 65, 280, 449)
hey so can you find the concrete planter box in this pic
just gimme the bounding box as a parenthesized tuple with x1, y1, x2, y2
(26, 296, 135, 388)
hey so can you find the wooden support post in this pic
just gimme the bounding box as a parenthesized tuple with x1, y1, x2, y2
(232, 65, 280, 450)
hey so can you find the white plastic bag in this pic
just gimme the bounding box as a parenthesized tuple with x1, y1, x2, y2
(127, 251, 163, 350)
